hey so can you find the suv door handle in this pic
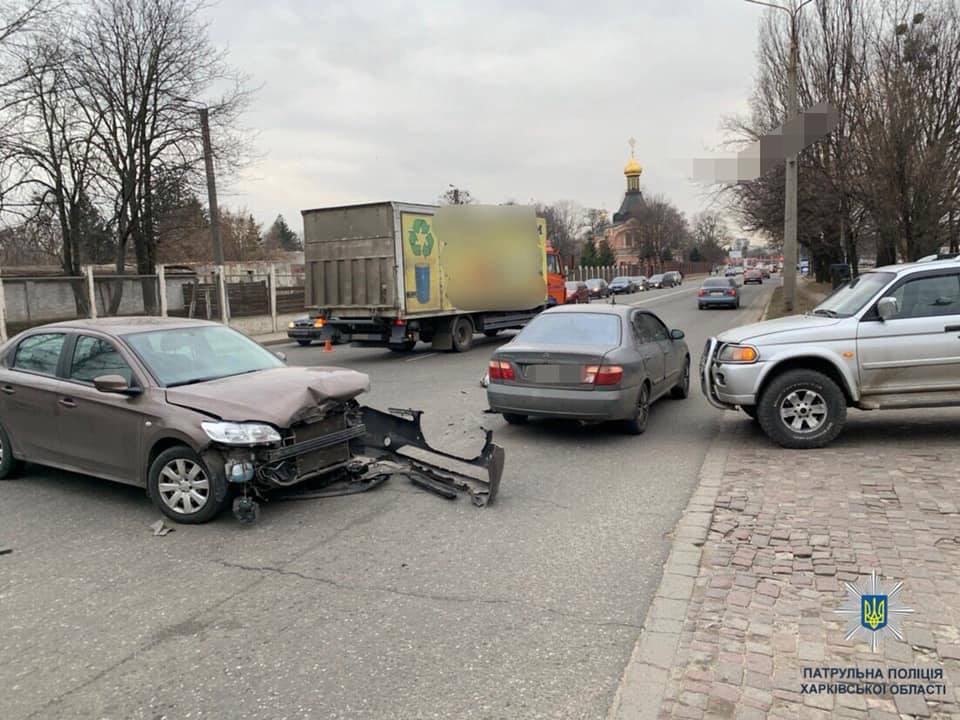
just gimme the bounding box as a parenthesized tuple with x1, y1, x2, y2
(59, 397, 76, 408)
(945, 325, 960, 333)
(1, 385, 14, 395)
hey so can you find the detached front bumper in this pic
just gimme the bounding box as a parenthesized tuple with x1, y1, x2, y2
(700, 338, 764, 410)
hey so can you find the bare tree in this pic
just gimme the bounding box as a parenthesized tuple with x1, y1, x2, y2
(71, 0, 251, 311)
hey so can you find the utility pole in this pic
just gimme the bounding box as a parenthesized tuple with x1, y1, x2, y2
(199, 107, 224, 267)
(745, 0, 812, 313)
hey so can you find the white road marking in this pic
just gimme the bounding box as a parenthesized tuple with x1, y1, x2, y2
(405, 352, 438, 362)
(628, 288, 696, 305)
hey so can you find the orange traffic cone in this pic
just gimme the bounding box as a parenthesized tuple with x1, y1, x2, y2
(322, 339, 334, 352)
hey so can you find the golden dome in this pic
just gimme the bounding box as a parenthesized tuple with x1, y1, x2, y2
(624, 157, 643, 176)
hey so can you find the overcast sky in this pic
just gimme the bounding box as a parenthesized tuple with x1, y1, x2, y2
(202, 0, 766, 238)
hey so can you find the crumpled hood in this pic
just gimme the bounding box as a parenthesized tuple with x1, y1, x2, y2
(165, 366, 370, 427)
(717, 314, 843, 344)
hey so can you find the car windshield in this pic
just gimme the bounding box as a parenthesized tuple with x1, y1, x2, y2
(586, 279, 603, 287)
(124, 325, 285, 386)
(564, 282, 579, 290)
(517, 313, 621, 347)
(812, 272, 895, 317)
(702, 279, 730, 288)
(650, 275, 664, 281)
(612, 277, 629, 283)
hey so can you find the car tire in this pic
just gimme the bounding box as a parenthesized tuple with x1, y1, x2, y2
(757, 369, 847, 449)
(671, 357, 690, 399)
(503, 413, 527, 425)
(148, 446, 229, 524)
(0, 423, 25, 480)
(622, 383, 650, 435)
(451, 316, 474, 352)
(296, 340, 312, 347)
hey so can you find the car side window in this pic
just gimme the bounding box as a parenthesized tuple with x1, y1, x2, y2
(70, 335, 134, 384)
(635, 314, 667, 343)
(888, 273, 960, 319)
(13, 333, 65, 376)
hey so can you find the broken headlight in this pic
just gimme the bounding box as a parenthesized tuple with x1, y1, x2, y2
(201, 421, 281, 446)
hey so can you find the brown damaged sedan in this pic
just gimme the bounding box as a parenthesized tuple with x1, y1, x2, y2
(0, 318, 503, 523)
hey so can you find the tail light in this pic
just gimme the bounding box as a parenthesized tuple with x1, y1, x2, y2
(488, 359, 515, 382)
(698, 289, 707, 296)
(727, 289, 737, 296)
(393, 318, 406, 327)
(583, 364, 623, 386)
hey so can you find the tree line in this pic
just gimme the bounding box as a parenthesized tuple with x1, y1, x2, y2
(0, 0, 276, 314)
(442, 187, 733, 268)
(725, 0, 960, 280)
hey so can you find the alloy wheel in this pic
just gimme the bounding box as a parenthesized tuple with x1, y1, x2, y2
(637, 385, 650, 426)
(779, 389, 827, 433)
(157, 458, 210, 515)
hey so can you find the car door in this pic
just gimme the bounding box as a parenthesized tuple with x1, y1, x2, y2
(645, 313, 682, 390)
(632, 313, 666, 394)
(858, 269, 960, 394)
(0, 332, 67, 464)
(57, 333, 147, 484)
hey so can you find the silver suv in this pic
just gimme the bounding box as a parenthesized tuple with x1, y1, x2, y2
(702, 257, 960, 448)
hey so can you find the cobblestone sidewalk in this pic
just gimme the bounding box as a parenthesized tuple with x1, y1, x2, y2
(653, 408, 960, 720)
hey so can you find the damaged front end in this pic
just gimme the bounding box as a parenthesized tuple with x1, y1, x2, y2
(209, 402, 504, 523)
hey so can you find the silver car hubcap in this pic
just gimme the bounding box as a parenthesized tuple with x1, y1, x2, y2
(780, 390, 827, 433)
(158, 458, 210, 514)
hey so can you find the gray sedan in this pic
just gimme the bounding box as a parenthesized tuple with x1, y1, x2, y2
(486, 305, 690, 434)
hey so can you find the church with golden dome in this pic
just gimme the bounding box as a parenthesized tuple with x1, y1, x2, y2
(603, 138, 648, 269)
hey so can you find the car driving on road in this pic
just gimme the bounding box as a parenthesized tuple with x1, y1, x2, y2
(702, 257, 960, 448)
(743, 269, 763, 285)
(486, 305, 690, 434)
(585, 278, 610, 299)
(697, 278, 740, 310)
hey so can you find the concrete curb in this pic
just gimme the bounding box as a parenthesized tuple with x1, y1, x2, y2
(607, 416, 736, 720)
(607, 291, 771, 720)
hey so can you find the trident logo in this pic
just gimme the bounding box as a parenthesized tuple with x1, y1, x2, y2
(861, 595, 887, 631)
(835, 571, 911, 652)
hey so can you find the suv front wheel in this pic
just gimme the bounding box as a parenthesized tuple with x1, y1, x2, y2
(757, 369, 846, 449)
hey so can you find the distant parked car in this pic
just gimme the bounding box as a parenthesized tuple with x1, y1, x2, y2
(630, 276, 650, 291)
(584, 278, 609, 298)
(744, 269, 763, 285)
(664, 271, 683, 286)
(648, 274, 665, 288)
(608, 276, 638, 295)
(564, 281, 589, 304)
(697, 278, 740, 310)
(650, 272, 680, 289)
(486, 305, 690, 434)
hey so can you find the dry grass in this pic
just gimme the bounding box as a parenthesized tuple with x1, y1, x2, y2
(764, 278, 833, 320)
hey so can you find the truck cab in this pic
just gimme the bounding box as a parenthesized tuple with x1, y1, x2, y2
(546, 246, 566, 306)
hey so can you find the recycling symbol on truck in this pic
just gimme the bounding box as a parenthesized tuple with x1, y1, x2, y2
(407, 218, 435, 257)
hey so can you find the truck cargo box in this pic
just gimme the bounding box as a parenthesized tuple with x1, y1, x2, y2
(302, 202, 547, 318)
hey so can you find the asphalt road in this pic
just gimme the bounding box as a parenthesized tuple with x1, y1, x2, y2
(0, 279, 775, 720)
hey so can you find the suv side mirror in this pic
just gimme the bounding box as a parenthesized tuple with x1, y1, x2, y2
(93, 374, 140, 395)
(670, 329, 685, 340)
(877, 296, 899, 321)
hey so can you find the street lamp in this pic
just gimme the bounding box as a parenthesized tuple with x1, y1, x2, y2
(744, 0, 813, 312)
